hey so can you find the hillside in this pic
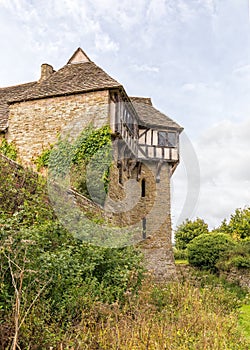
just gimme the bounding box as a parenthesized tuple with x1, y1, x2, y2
(0, 154, 249, 349)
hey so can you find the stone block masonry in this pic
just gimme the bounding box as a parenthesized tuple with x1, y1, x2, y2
(7, 90, 110, 166)
(105, 158, 176, 280)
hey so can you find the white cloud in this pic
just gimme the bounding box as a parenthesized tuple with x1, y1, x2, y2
(95, 32, 119, 52)
(131, 63, 159, 73)
(146, 0, 168, 21)
(232, 64, 250, 78)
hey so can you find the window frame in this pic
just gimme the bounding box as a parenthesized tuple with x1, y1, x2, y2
(157, 131, 177, 148)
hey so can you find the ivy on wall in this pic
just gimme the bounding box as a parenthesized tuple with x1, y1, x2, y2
(36, 124, 112, 204)
(35, 146, 53, 171)
(71, 124, 112, 204)
(0, 137, 17, 160)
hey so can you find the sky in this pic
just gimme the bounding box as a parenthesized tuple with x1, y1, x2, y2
(0, 0, 249, 230)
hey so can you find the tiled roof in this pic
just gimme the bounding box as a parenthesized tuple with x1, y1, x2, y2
(0, 82, 36, 131)
(9, 62, 121, 103)
(0, 48, 182, 133)
(130, 96, 183, 130)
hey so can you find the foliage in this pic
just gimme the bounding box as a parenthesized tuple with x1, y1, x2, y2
(239, 303, 250, 343)
(35, 145, 53, 171)
(187, 233, 235, 271)
(45, 124, 112, 204)
(217, 240, 250, 270)
(0, 156, 52, 219)
(173, 247, 188, 260)
(0, 214, 144, 348)
(0, 157, 145, 349)
(0, 137, 17, 160)
(215, 207, 250, 240)
(174, 218, 209, 250)
(31, 279, 248, 349)
(48, 137, 74, 179)
(72, 124, 111, 163)
(70, 124, 112, 204)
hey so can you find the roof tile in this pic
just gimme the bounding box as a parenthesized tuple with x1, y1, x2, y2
(130, 97, 183, 130)
(9, 62, 121, 103)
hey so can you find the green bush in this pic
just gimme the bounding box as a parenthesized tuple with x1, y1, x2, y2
(231, 256, 250, 269)
(217, 240, 250, 270)
(173, 247, 188, 260)
(0, 214, 144, 348)
(174, 218, 209, 250)
(187, 233, 235, 271)
(0, 156, 145, 348)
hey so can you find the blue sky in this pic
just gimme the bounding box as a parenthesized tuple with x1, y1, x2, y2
(0, 0, 249, 229)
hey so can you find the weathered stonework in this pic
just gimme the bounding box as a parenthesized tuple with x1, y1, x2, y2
(7, 90, 110, 166)
(104, 158, 176, 280)
(220, 269, 250, 289)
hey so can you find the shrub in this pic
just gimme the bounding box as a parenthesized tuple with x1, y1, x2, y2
(217, 240, 250, 270)
(187, 233, 235, 271)
(173, 247, 188, 260)
(231, 256, 250, 269)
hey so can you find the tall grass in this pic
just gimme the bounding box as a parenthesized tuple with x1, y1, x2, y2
(54, 279, 249, 350)
(239, 303, 250, 343)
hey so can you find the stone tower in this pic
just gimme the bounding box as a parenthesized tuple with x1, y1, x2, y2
(106, 94, 183, 280)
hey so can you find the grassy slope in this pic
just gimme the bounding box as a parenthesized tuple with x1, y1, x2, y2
(1, 154, 249, 349)
(239, 304, 250, 342)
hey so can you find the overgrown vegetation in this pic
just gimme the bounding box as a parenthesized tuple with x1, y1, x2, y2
(0, 137, 17, 160)
(0, 139, 249, 348)
(187, 233, 235, 271)
(35, 124, 112, 204)
(0, 154, 144, 349)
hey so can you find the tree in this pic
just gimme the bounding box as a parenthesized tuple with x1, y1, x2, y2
(174, 218, 209, 250)
(226, 208, 250, 240)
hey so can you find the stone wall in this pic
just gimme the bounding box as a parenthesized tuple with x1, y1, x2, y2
(7, 90, 110, 166)
(220, 269, 250, 289)
(104, 158, 176, 281)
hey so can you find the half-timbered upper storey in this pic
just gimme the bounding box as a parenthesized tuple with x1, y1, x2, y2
(129, 97, 183, 168)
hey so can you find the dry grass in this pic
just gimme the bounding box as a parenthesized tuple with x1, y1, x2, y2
(58, 279, 249, 350)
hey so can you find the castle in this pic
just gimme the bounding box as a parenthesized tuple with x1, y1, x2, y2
(0, 48, 183, 280)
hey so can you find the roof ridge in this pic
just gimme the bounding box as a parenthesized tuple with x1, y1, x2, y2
(67, 47, 92, 64)
(0, 81, 37, 91)
(7, 60, 122, 104)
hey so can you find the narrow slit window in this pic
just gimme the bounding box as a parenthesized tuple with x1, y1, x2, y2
(141, 179, 146, 197)
(118, 166, 123, 184)
(142, 217, 146, 239)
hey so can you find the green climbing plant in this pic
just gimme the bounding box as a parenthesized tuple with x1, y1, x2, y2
(36, 124, 112, 204)
(35, 145, 54, 171)
(70, 124, 112, 204)
(0, 137, 17, 160)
